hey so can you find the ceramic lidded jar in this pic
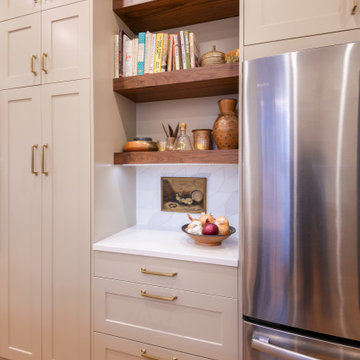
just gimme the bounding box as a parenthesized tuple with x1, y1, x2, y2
(213, 98, 238, 150)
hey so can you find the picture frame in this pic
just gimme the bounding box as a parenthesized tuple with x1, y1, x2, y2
(161, 177, 207, 213)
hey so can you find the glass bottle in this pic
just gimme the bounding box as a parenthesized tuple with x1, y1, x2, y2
(174, 122, 193, 150)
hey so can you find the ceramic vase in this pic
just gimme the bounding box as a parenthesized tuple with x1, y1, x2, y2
(213, 98, 238, 150)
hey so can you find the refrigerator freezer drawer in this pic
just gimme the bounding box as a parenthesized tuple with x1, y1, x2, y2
(244, 321, 360, 360)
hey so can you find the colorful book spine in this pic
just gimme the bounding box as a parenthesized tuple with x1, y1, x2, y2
(137, 32, 146, 75)
(189, 32, 200, 68)
(132, 38, 138, 76)
(144, 31, 152, 74)
(161, 33, 169, 72)
(154, 33, 164, 73)
(179, 30, 187, 69)
(123, 35, 132, 77)
(114, 34, 119, 78)
(149, 33, 156, 74)
(184, 30, 191, 69)
(173, 33, 181, 71)
(167, 34, 174, 72)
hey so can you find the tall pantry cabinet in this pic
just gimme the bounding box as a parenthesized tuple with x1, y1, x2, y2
(0, 1, 91, 360)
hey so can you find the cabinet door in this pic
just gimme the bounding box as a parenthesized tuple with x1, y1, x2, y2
(41, 0, 85, 11)
(245, 0, 360, 44)
(0, 86, 42, 360)
(41, 2, 90, 84)
(0, 13, 41, 90)
(41, 79, 90, 360)
(0, 0, 40, 22)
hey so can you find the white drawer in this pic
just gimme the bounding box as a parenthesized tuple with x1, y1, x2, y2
(94, 251, 237, 298)
(93, 277, 238, 360)
(94, 332, 214, 360)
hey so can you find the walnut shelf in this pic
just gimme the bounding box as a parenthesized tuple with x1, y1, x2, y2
(113, 62, 239, 102)
(113, 0, 239, 33)
(114, 149, 238, 165)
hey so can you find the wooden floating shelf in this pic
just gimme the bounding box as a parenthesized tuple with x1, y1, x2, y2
(114, 149, 238, 165)
(113, 62, 239, 102)
(113, 0, 239, 33)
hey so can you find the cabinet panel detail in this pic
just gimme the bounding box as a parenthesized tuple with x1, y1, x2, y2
(245, 0, 360, 44)
(94, 252, 237, 298)
(41, 1, 90, 83)
(42, 79, 90, 360)
(94, 332, 212, 360)
(0, 87, 42, 360)
(0, 0, 40, 22)
(0, 14, 41, 90)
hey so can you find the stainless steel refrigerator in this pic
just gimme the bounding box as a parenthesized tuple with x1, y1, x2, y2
(243, 42, 360, 359)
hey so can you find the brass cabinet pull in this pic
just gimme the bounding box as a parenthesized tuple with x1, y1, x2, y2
(30, 55, 38, 75)
(31, 144, 39, 175)
(41, 52, 48, 74)
(352, 0, 358, 14)
(42, 144, 49, 176)
(141, 268, 177, 277)
(141, 349, 178, 360)
(141, 290, 177, 302)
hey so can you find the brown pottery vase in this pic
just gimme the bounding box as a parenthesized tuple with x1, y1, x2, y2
(213, 98, 238, 150)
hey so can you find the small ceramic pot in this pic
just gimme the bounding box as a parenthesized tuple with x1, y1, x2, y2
(200, 45, 225, 67)
(192, 129, 213, 150)
(213, 98, 238, 150)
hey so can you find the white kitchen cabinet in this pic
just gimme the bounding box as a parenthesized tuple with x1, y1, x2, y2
(0, 80, 90, 360)
(41, 79, 91, 360)
(0, 0, 41, 22)
(41, 2, 90, 84)
(0, 86, 42, 360)
(0, 13, 41, 90)
(94, 332, 212, 360)
(245, 0, 360, 45)
(0, 1, 89, 90)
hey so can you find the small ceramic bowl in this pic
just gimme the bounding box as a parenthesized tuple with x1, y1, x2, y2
(123, 140, 158, 152)
(181, 224, 236, 246)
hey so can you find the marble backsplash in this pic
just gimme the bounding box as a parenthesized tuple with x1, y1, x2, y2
(136, 165, 239, 231)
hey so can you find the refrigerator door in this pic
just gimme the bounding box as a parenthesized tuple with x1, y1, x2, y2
(244, 322, 360, 360)
(243, 42, 360, 341)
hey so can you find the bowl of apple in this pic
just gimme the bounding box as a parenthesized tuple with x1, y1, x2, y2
(182, 213, 236, 246)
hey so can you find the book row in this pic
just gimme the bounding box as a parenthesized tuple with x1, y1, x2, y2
(114, 30, 200, 78)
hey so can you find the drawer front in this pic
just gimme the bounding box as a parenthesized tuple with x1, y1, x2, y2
(93, 278, 238, 360)
(94, 332, 213, 360)
(94, 251, 237, 298)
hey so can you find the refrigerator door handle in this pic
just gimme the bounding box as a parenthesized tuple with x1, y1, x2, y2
(251, 336, 321, 360)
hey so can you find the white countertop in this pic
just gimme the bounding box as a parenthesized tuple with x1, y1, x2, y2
(93, 226, 239, 267)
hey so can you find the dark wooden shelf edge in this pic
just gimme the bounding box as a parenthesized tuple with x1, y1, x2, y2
(113, 0, 239, 33)
(114, 149, 239, 165)
(113, 62, 239, 102)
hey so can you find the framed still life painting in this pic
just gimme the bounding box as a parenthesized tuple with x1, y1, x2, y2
(161, 177, 207, 213)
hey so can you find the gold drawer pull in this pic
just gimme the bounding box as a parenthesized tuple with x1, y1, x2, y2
(42, 144, 49, 176)
(141, 290, 177, 302)
(141, 348, 178, 360)
(30, 55, 38, 76)
(141, 268, 177, 277)
(41, 52, 48, 74)
(352, 0, 358, 14)
(31, 144, 39, 175)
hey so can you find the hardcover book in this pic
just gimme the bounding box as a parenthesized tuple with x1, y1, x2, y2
(149, 33, 157, 74)
(167, 34, 174, 72)
(114, 34, 119, 78)
(123, 35, 132, 77)
(144, 31, 152, 74)
(179, 30, 187, 69)
(132, 38, 138, 76)
(161, 33, 169, 72)
(189, 32, 200, 68)
(137, 32, 146, 75)
(184, 30, 191, 69)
